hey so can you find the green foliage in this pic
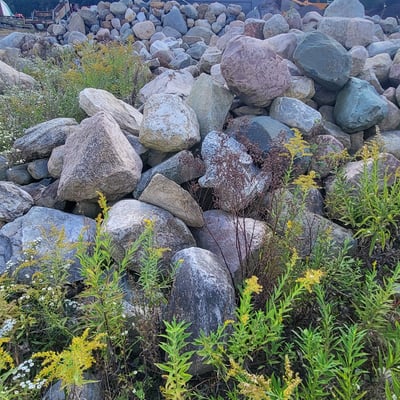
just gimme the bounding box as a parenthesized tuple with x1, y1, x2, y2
(0, 41, 150, 155)
(326, 140, 400, 255)
(156, 319, 194, 400)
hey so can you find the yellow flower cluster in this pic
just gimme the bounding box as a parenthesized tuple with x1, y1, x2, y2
(0, 337, 14, 370)
(284, 129, 312, 160)
(296, 269, 324, 293)
(293, 171, 320, 192)
(243, 276, 263, 296)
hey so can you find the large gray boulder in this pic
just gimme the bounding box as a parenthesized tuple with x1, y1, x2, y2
(57, 111, 142, 202)
(103, 199, 196, 269)
(323, 0, 365, 17)
(293, 31, 351, 91)
(0, 182, 33, 223)
(317, 17, 374, 49)
(139, 70, 195, 104)
(193, 210, 271, 283)
(0, 59, 36, 93)
(139, 94, 200, 152)
(165, 247, 236, 375)
(133, 150, 205, 198)
(334, 78, 388, 133)
(186, 73, 234, 139)
(13, 118, 78, 162)
(220, 35, 291, 107)
(138, 173, 204, 228)
(367, 40, 400, 58)
(163, 6, 188, 35)
(0, 207, 96, 281)
(269, 97, 322, 136)
(199, 131, 268, 212)
(79, 88, 143, 135)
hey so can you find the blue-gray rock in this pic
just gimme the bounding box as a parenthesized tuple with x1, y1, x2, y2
(0, 155, 8, 181)
(311, 135, 345, 178)
(110, 1, 128, 16)
(27, 159, 49, 180)
(78, 8, 99, 26)
(187, 73, 234, 139)
(367, 40, 400, 58)
(66, 31, 88, 45)
(186, 26, 214, 45)
(186, 41, 208, 60)
(103, 199, 196, 269)
(163, 6, 188, 35)
(199, 131, 268, 212)
(0, 182, 33, 223)
(269, 96, 322, 136)
(169, 52, 194, 69)
(323, 0, 365, 18)
(263, 14, 290, 39)
(133, 150, 205, 198)
(6, 164, 33, 185)
(0, 206, 96, 281)
(182, 4, 198, 19)
(293, 31, 351, 91)
(193, 210, 271, 283)
(334, 78, 388, 133)
(67, 13, 86, 34)
(225, 115, 294, 155)
(166, 247, 235, 375)
(0, 32, 36, 50)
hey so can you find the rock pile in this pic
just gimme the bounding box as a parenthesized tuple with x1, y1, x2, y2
(1, 0, 400, 387)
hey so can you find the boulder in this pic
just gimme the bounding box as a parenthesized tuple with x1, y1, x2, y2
(110, 1, 127, 16)
(199, 131, 268, 212)
(377, 131, 400, 159)
(138, 69, 194, 104)
(139, 93, 200, 152)
(0, 60, 36, 93)
(283, 76, 315, 100)
(0, 182, 33, 223)
(0, 207, 96, 281)
(198, 46, 222, 74)
(133, 21, 156, 40)
(138, 174, 204, 227)
(13, 118, 78, 162)
(48, 145, 64, 178)
(79, 88, 143, 135)
(334, 78, 388, 133)
(323, 0, 365, 18)
(269, 97, 322, 136)
(6, 164, 33, 185)
(293, 31, 351, 91)
(57, 111, 142, 202)
(103, 199, 196, 269)
(221, 35, 291, 107)
(378, 99, 400, 132)
(133, 150, 205, 198)
(364, 53, 392, 85)
(27, 159, 49, 180)
(193, 209, 271, 283)
(389, 50, 400, 87)
(186, 73, 234, 139)
(166, 247, 236, 375)
(67, 13, 86, 34)
(163, 6, 188, 35)
(263, 14, 290, 39)
(367, 40, 400, 58)
(317, 17, 374, 49)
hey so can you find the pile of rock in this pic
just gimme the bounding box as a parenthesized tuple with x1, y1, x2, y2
(1, 0, 400, 386)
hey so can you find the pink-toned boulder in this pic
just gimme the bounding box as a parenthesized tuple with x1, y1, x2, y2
(220, 35, 291, 107)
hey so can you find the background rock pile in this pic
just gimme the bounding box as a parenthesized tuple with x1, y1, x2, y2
(0, 0, 400, 381)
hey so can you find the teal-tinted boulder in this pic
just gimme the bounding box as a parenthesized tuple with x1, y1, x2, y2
(293, 31, 351, 91)
(334, 78, 388, 133)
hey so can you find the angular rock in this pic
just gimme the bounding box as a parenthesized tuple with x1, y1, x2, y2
(199, 131, 268, 212)
(318, 17, 374, 49)
(264, 32, 298, 60)
(377, 131, 400, 159)
(269, 97, 322, 136)
(0, 182, 33, 223)
(349, 45, 368, 77)
(334, 78, 388, 133)
(378, 99, 400, 132)
(67, 13, 86, 34)
(103, 199, 196, 268)
(293, 31, 351, 91)
(139, 69, 194, 104)
(0, 207, 96, 281)
(193, 209, 271, 283)
(133, 150, 205, 198)
(283, 76, 315, 100)
(187, 73, 233, 139)
(13, 118, 77, 162)
(0, 59, 36, 93)
(66, 31, 88, 45)
(6, 164, 33, 186)
(320, 121, 351, 149)
(364, 53, 392, 84)
(324, 0, 365, 18)
(139, 94, 200, 152)
(163, 6, 188, 35)
(389, 50, 400, 87)
(110, 1, 127, 16)
(58, 112, 142, 202)
(198, 46, 222, 74)
(79, 88, 143, 135)
(166, 247, 235, 375)
(48, 145, 64, 178)
(221, 35, 291, 107)
(27, 159, 49, 180)
(367, 40, 400, 58)
(139, 173, 204, 227)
